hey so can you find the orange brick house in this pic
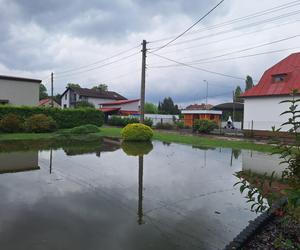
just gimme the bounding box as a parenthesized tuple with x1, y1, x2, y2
(181, 104, 222, 127)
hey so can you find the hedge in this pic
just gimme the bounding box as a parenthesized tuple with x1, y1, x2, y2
(0, 106, 104, 129)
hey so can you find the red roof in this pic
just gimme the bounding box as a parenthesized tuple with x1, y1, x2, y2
(185, 103, 213, 110)
(39, 98, 51, 106)
(242, 52, 300, 98)
(99, 107, 120, 113)
(99, 99, 139, 106)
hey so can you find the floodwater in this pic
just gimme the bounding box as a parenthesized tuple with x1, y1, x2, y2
(0, 139, 281, 250)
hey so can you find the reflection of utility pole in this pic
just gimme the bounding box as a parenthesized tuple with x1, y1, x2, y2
(137, 155, 144, 225)
(204, 150, 207, 168)
(49, 149, 53, 174)
(230, 149, 233, 167)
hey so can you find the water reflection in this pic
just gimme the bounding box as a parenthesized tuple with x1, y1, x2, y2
(242, 150, 286, 177)
(0, 140, 269, 250)
(0, 151, 40, 174)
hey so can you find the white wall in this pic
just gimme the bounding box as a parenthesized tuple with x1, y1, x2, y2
(87, 97, 119, 108)
(0, 79, 39, 106)
(145, 114, 179, 125)
(243, 96, 292, 131)
(242, 150, 286, 177)
(61, 89, 69, 108)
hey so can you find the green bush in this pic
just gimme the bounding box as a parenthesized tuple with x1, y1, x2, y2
(175, 121, 185, 129)
(143, 118, 153, 127)
(74, 101, 95, 109)
(121, 141, 153, 156)
(0, 106, 104, 129)
(0, 114, 23, 133)
(193, 119, 218, 133)
(155, 122, 174, 130)
(108, 116, 140, 127)
(25, 114, 57, 133)
(62, 124, 100, 135)
(121, 123, 153, 141)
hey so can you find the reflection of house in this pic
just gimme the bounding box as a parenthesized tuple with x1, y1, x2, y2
(60, 86, 127, 109)
(241, 53, 300, 131)
(242, 151, 286, 177)
(181, 103, 222, 127)
(39, 98, 61, 108)
(0, 75, 40, 106)
(0, 151, 39, 174)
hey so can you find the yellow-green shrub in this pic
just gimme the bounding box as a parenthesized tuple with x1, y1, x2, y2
(121, 123, 153, 141)
(0, 114, 23, 133)
(25, 114, 57, 133)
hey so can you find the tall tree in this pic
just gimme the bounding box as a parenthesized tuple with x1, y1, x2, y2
(158, 97, 180, 115)
(234, 86, 242, 102)
(245, 75, 254, 91)
(39, 84, 48, 100)
(67, 83, 81, 88)
(92, 84, 108, 92)
(144, 102, 158, 114)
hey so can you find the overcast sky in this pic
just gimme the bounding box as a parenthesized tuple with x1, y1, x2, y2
(1, 0, 300, 107)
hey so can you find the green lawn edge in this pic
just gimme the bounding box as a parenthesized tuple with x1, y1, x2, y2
(0, 126, 274, 153)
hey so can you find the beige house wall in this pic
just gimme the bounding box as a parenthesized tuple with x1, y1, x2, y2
(0, 79, 39, 106)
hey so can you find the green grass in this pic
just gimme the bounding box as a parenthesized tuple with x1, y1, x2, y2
(0, 126, 275, 153)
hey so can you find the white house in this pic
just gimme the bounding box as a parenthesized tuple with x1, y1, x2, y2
(241, 52, 300, 132)
(60, 86, 127, 109)
(99, 99, 140, 116)
(0, 75, 40, 106)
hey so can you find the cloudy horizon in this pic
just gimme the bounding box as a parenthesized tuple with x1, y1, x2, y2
(1, 0, 300, 107)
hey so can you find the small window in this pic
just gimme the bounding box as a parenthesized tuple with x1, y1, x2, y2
(65, 93, 67, 100)
(272, 73, 287, 83)
(63, 104, 67, 108)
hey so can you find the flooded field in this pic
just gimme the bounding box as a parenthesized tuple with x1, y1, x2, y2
(0, 139, 281, 250)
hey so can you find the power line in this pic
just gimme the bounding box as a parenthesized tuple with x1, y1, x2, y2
(151, 33, 300, 67)
(151, 0, 225, 52)
(148, 51, 248, 81)
(149, 0, 300, 44)
(151, 47, 300, 68)
(151, 19, 300, 57)
(55, 44, 140, 75)
(149, 9, 300, 51)
(54, 51, 140, 79)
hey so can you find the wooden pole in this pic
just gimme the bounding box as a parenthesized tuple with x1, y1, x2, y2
(51, 72, 54, 107)
(140, 40, 147, 123)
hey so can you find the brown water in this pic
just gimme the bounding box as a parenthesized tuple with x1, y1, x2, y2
(0, 139, 276, 250)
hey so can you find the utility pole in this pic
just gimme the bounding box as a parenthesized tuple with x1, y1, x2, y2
(232, 90, 235, 124)
(140, 40, 147, 123)
(51, 72, 54, 108)
(203, 80, 208, 108)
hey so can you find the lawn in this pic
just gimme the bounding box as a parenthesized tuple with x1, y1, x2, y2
(0, 126, 275, 152)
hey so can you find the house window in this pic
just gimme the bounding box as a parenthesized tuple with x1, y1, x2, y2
(65, 93, 67, 100)
(272, 73, 287, 83)
(210, 114, 214, 120)
(64, 104, 67, 109)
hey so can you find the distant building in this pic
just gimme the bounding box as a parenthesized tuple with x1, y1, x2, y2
(39, 98, 61, 108)
(60, 86, 127, 109)
(99, 99, 140, 116)
(0, 75, 40, 106)
(181, 103, 222, 127)
(241, 52, 300, 131)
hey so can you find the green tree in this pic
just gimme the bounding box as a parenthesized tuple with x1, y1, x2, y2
(92, 84, 108, 92)
(245, 75, 254, 91)
(67, 83, 81, 89)
(234, 86, 243, 102)
(144, 102, 158, 114)
(39, 84, 48, 100)
(158, 97, 180, 115)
